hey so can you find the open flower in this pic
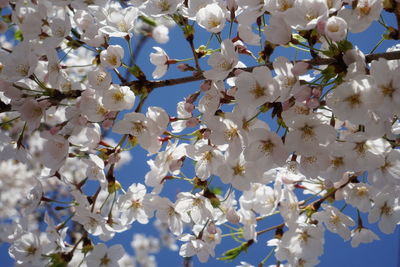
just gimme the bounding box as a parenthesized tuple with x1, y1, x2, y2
(150, 47, 170, 79)
(203, 39, 238, 81)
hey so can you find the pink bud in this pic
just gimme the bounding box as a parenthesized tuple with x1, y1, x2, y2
(102, 119, 113, 129)
(292, 61, 310, 76)
(49, 126, 60, 135)
(293, 84, 311, 102)
(226, 209, 240, 224)
(78, 116, 88, 126)
(38, 100, 51, 109)
(282, 100, 292, 111)
(324, 179, 334, 189)
(105, 111, 117, 119)
(169, 158, 184, 172)
(108, 153, 121, 165)
(226, 86, 237, 96)
(184, 102, 195, 113)
(226, 0, 238, 11)
(207, 222, 217, 234)
(234, 69, 244, 76)
(312, 88, 322, 98)
(186, 117, 199, 128)
(202, 129, 211, 139)
(200, 80, 211, 92)
(306, 98, 320, 109)
(316, 19, 327, 35)
(177, 63, 190, 71)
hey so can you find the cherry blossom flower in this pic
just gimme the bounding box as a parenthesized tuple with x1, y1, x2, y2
(203, 39, 238, 81)
(196, 3, 226, 33)
(86, 243, 125, 267)
(312, 204, 355, 240)
(351, 227, 379, 248)
(150, 47, 170, 79)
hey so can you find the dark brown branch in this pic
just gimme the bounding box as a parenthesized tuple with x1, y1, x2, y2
(0, 99, 11, 113)
(124, 50, 400, 90)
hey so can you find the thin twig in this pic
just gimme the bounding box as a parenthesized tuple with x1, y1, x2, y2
(124, 50, 400, 90)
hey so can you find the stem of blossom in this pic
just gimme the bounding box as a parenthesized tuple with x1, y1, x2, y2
(356, 209, 363, 228)
(221, 232, 242, 238)
(16, 122, 26, 149)
(340, 203, 347, 212)
(183, 257, 192, 267)
(68, 234, 85, 255)
(99, 193, 111, 211)
(55, 212, 75, 231)
(0, 116, 19, 126)
(369, 37, 385, 54)
(187, 38, 201, 71)
(259, 247, 276, 267)
(41, 196, 73, 205)
(90, 186, 101, 212)
(256, 223, 285, 237)
(305, 175, 356, 212)
(256, 211, 281, 222)
(113, 68, 127, 83)
(197, 219, 210, 240)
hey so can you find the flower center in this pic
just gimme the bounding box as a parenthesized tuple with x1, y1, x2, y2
(232, 163, 245, 176)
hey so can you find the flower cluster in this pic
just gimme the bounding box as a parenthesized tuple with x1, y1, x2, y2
(0, 0, 400, 266)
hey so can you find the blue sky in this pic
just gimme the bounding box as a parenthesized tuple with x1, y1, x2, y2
(1, 7, 400, 267)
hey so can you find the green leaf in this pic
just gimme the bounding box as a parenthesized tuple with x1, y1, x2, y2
(292, 33, 307, 43)
(14, 30, 23, 41)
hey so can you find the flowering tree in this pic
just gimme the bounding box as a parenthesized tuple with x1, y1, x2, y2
(1, 0, 400, 266)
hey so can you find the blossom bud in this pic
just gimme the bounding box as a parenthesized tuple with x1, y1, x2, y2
(186, 117, 199, 128)
(200, 80, 211, 91)
(202, 128, 211, 139)
(152, 25, 169, 44)
(102, 119, 113, 129)
(226, 86, 237, 96)
(184, 102, 195, 113)
(169, 157, 185, 172)
(226, 208, 240, 224)
(306, 98, 320, 109)
(234, 69, 244, 76)
(207, 222, 217, 234)
(312, 88, 322, 98)
(49, 126, 60, 135)
(293, 84, 311, 101)
(316, 19, 326, 35)
(177, 63, 190, 71)
(324, 16, 348, 42)
(292, 61, 310, 76)
(108, 152, 121, 165)
(282, 100, 292, 111)
(226, 0, 238, 11)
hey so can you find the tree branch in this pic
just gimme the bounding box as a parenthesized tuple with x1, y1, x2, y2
(124, 50, 400, 89)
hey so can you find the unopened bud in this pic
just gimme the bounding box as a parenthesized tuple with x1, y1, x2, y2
(102, 119, 113, 129)
(306, 98, 320, 109)
(184, 102, 195, 113)
(316, 19, 326, 35)
(207, 222, 217, 234)
(226, 86, 237, 96)
(293, 84, 311, 102)
(186, 117, 199, 128)
(200, 80, 212, 91)
(226, 208, 240, 224)
(292, 61, 310, 76)
(177, 63, 190, 71)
